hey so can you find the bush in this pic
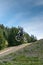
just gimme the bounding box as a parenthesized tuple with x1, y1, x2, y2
(24, 32, 31, 43)
(0, 28, 8, 50)
(31, 35, 37, 42)
(8, 27, 19, 46)
(0, 24, 37, 49)
(8, 27, 24, 46)
(0, 39, 8, 50)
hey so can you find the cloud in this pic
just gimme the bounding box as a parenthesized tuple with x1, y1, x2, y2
(0, 0, 43, 18)
(19, 15, 43, 39)
(0, 0, 43, 39)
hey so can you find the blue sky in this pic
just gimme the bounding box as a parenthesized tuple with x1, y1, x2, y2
(0, 0, 43, 39)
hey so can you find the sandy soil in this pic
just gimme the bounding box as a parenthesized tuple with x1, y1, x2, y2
(0, 43, 32, 57)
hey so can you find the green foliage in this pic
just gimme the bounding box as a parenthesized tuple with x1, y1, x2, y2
(0, 28, 8, 50)
(8, 27, 25, 46)
(0, 39, 43, 65)
(24, 32, 31, 43)
(18, 26, 24, 44)
(31, 35, 37, 42)
(0, 24, 37, 50)
(0, 26, 8, 50)
(8, 27, 19, 46)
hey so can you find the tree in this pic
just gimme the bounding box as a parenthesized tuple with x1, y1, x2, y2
(8, 27, 24, 46)
(31, 35, 37, 42)
(0, 28, 8, 50)
(24, 32, 31, 43)
(0, 24, 37, 49)
(8, 27, 19, 46)
(17, 26, 24, 44)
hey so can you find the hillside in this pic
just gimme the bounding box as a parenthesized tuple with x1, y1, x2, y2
(0, 39, 43, 65)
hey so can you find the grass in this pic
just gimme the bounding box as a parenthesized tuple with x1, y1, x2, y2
(0, 39, 43, 65)
(0, 56, 43, 65)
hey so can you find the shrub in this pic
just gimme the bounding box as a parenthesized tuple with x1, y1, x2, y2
(0, 28, 8, 50)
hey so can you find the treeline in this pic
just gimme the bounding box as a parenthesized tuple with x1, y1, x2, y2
(0, 24, 37, 50)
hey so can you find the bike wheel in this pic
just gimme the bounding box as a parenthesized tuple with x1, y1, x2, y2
(15, 36, 21, 42)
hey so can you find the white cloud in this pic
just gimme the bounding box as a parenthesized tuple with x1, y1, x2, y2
(0, 0, 43, 18)
(0, 0, 43, 39)
(19, 15, 43, 40)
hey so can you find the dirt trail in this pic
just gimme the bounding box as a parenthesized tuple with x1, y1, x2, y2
(0, 43, 32, 57)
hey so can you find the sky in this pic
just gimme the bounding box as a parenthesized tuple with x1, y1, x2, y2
(0, 0, 43, 39)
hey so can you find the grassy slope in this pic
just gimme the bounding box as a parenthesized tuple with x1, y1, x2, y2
(0, 39, 43, 65)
